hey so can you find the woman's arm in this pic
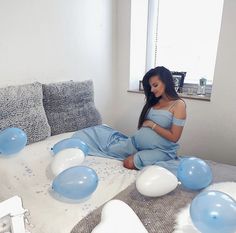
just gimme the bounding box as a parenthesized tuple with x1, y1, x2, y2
(142, 100, 186, 143)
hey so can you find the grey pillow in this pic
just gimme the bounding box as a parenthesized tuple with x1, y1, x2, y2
(0, 82, 51, 144)
(42, 80, 102, 135)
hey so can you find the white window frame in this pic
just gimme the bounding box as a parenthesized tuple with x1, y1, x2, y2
(145, 0, 159, 72)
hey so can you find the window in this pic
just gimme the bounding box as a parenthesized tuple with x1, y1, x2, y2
(129, 0, 224, 90)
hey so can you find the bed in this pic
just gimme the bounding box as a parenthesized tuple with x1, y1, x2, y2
(0, 132, 139, 233)
(0, 80, 235, 233)
(0, 80, 140, 233)
(1, 137, 236, 233)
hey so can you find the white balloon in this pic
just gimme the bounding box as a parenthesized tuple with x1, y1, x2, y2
(92, 200, 148, 233)
(51, 148, 85, 177)
(136, 165, 178, 197)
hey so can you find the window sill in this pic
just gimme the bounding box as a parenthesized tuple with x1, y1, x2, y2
(127, 89, 211, 101)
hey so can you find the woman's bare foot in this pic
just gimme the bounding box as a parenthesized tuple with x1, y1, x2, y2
(123, 155, 137, 170)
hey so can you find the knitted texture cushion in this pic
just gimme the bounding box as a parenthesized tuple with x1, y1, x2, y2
(42, 80, 102, 135)
(0, 82, 51, 144)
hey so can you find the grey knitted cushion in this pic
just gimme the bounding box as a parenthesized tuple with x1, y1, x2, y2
(42, 80, 102, 135)
(0, 82, 51, 144)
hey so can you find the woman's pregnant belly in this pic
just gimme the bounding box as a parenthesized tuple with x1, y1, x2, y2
(132, 127, 178, 151)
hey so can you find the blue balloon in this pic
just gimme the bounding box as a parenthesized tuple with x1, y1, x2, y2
(52, 138, 89, 155)
(0, 127, 27, 155)
(52, 166, 98, 200)
(177, 157, 212, 190)
(190, 190, 236, 233)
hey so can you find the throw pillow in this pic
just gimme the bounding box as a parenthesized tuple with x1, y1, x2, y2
(0, 82, 51, 144)
(42, 80, 102, 135)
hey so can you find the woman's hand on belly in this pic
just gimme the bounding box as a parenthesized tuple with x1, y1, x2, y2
(142, 120, 155, 129)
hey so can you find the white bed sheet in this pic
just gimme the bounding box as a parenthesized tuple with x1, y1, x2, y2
(0, 132, 139, 233)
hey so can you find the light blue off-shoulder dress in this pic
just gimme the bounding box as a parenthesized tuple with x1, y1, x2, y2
(72, 107, 185, 170)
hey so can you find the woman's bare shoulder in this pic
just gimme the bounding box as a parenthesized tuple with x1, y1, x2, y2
(175, 99, 186, 109)
(173, 99, 186, 118)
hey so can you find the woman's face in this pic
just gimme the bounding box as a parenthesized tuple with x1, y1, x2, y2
(149, 75, 166, 98)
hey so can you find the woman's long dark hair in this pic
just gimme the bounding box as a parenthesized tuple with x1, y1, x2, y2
(138, 66, 180, 129)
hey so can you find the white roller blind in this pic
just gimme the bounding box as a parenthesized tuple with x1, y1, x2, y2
(146, 0, 224, 84)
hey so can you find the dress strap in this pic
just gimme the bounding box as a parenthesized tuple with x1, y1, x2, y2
(168, 100, 178, 111)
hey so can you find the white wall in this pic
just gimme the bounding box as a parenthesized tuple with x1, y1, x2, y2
(0, 0, 116, 125)
(115, 0, 236, 165)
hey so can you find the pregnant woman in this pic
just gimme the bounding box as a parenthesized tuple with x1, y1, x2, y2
(73, 66, 186, 170)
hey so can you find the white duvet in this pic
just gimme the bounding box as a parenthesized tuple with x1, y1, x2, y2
(0, 132, 139, 233)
